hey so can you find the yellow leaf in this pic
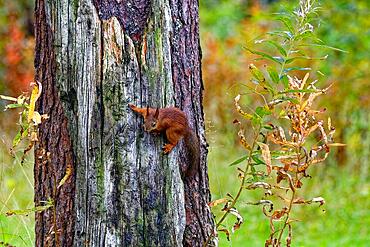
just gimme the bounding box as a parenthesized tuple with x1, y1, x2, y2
(300, 72, 310, 90)
(58, 166, 73, 189)
(234, 94, 253, 119)
(327, 117, 332, 131)
(238, 129, 251, 150)
(328, 143, 346, 147)
(28, 82, 42, 123)
(208, 198, 228, 207)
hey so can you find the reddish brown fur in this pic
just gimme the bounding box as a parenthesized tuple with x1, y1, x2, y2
(129, 104, 199, 177)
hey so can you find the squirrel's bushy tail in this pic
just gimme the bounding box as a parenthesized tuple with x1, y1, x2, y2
(183, 128, 200, 177)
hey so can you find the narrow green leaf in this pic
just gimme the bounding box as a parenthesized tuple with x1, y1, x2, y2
(12, 125, 29, 148)
(285, 55, 329, 64)
(281, 75, 289, 89)
(6, 199, 53, 216)
(263, 125, 274, 130)
(5, 103, 25, 110)
(285, 56, 309, 64)
(283, 67, 312, 73)
(267, 31, 293, 39)
(21, 126, 29, 139)
(299, 44, 348, 53)
(250, 165, 258, 181)
(12, 130, 23, 148)
(277, 97, 300, 104)
(294, 30, 314, 41)
(278, 89, 317, 95)
(276, 16, 294, 34)
(21, 109, 28, 123)
(249, 64, 265, 83)
(266, 40, 287, 57)
(252, 155, 265, 165)
(267, 66, 280, 84)
(273, 56, 285, 63)
(244, 47, 283, 64)
(229, 155, 248, 167)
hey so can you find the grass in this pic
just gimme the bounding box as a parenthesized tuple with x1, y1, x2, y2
(0, 124, 34, 247)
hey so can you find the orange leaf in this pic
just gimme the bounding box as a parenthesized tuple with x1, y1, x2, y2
(219, 228, 230, 241)
(208, 198, 228, 207)
(258, 142, 272, 175)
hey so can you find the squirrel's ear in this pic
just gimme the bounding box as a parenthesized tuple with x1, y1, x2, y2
(146, 106, 149, 116)
(154, 107, 159, 119)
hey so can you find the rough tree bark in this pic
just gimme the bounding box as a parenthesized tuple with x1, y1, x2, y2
(34, 0, 214, 246)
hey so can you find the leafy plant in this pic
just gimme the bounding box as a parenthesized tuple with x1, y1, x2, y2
(5, 198, 53, 217)
(205, 1, 344, 246)
(0, 81, 48, 163)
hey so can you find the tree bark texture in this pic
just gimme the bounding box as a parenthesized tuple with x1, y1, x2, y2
(34, 0, 214, 246)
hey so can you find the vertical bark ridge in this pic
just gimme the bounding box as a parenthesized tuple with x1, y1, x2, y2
(169, 0, 214, 245)
(34, 0, 76, 246)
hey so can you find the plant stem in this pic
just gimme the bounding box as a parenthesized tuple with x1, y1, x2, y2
(203, 125, 261, 246)
(216, 124, 261, 227)
(276, 135, 302, 244)
(276, 188, 296, 244)
(273, 20, 303, 244)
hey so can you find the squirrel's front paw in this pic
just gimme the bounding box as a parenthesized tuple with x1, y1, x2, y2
(162, 144, 174, 154)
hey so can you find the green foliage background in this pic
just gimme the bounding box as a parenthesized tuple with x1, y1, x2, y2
(0, 0, 369, 246)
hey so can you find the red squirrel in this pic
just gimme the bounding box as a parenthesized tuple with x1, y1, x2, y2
(129, 104, 199, 177)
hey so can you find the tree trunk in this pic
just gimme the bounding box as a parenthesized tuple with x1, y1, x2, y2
(34, 0, 214, 246)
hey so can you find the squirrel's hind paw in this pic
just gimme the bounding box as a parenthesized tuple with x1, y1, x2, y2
(162, 144, 174, 154)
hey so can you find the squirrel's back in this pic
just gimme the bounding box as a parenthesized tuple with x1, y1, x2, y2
(157, 107, 189, 130)
(160, 107, 199, 177)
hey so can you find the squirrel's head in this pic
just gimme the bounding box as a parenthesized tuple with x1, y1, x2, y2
(143, 106, 159, 132)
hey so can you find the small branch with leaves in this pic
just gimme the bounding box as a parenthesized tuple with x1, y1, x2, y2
(0, 81, 48, 163)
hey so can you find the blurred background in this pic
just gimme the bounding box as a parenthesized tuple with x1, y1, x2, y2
(0, 0, 369, 246)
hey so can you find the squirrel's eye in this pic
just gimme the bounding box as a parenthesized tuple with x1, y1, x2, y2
(152, 121, 157, 127)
